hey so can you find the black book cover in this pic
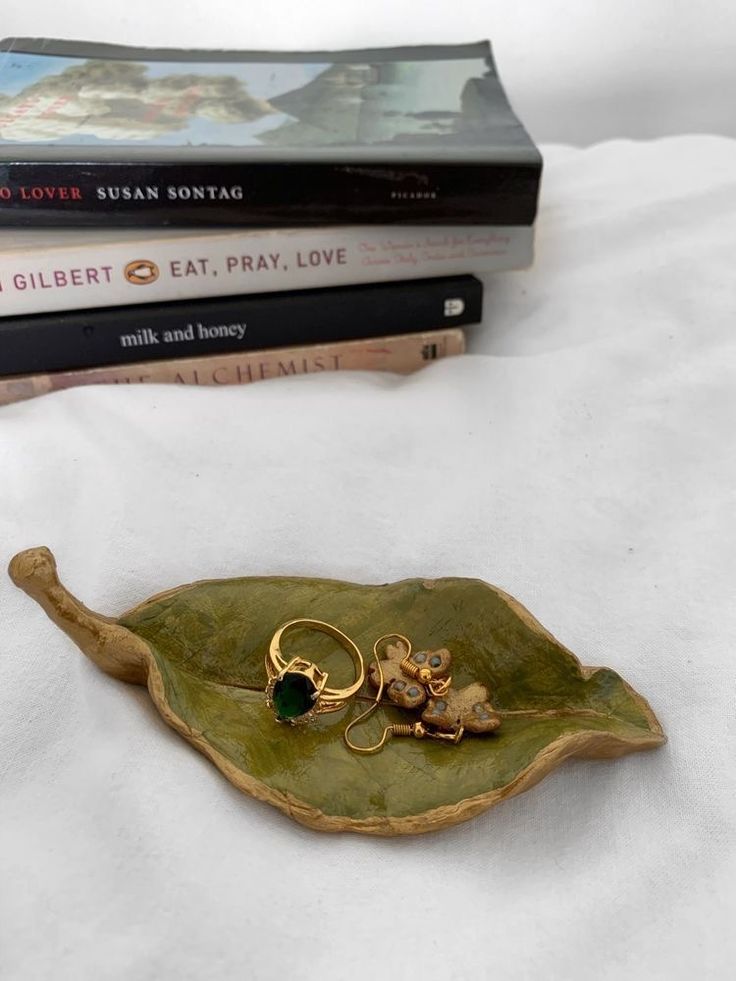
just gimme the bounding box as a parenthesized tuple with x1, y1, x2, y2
(0, 275, 482, 375)
(0, 38, 541, 227)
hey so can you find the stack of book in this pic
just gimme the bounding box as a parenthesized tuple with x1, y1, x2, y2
(0, 37, 541, 406)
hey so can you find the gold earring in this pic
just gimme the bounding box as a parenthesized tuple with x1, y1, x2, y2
(343, 634, 465, 754)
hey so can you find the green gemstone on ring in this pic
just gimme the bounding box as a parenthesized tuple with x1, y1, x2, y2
(273, 672, 317, 720)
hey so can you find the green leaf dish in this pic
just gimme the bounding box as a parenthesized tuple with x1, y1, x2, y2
(8, 547, 665, 836)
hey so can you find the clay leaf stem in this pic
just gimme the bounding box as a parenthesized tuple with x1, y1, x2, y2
(8, 546, 149, 684)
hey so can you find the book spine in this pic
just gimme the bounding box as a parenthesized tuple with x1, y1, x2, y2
(0, 225, 530, 317)
(0, 328, 465, 407)
(0, 275, 481, 375)
(0, 161, 540, 227)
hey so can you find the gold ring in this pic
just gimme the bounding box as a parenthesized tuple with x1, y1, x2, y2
(265, 619, 365, 724)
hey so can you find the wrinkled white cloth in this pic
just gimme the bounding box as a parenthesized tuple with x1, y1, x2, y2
(1, 137, 735, 980)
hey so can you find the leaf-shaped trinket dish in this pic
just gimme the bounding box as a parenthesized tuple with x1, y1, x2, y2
(8, 547, 665, 836)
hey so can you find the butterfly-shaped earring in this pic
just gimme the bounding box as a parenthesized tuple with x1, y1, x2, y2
(366, 635, 451, 710)
(366, 634, 501, 738)
(422, 682, 501, 735)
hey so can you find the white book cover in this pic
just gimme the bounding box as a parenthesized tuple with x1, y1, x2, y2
(0, 225, 532, 317)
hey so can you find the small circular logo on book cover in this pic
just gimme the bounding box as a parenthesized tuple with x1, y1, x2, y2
(124, 259, 160, 285)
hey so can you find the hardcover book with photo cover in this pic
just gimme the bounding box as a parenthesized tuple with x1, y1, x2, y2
(0, 38, 541, 227)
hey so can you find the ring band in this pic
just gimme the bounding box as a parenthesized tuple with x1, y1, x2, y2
(265, 619, 365, 724)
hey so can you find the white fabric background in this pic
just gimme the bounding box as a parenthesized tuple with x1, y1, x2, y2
(1, 136, 735, 979)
